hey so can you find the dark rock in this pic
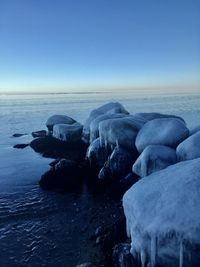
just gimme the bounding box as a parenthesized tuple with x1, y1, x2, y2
(94, 215, 127, 267)
(49, 158, 61, 167)
(32, 130, 47, 138)
(86, 137, 111, 170)
(12, 133, 27, 137)
(13, 143, 29, 149)
(39, 159, 83, 192)
(98, 215, 127, 253)
(76, 263, 95, 267)
(30, 136, 88, 161)
(112, 243, 138, 267)
(98, 146, 137, 182)
(109, 173, 139, 199)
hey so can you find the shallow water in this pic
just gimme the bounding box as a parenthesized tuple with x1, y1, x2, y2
(0, 91, 200, 266)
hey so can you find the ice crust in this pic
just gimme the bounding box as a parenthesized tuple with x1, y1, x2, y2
(176, 131, 200, 161)
(46, 115, 76, 131)
(134, 112, 185, 124)
(99, 115, 145, 150)
(132, 145, 177, 177)
(123, 158, 200, 267)
(135, 118, 189, 153)
(89, 113, 127, 143)
(86, 137, 111, 168)
(82, 102, 129, 143)
(53, 123, 83, 142)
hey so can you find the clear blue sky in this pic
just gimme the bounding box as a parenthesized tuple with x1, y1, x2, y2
(0, 0, 199, 92)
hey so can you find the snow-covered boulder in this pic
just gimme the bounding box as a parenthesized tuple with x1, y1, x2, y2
(82, 102, 129, 143)
(132, 145, 177, 177)
(135, 118, 189, 153)
(46, 115, 76, 132)
(53, 123, 83, 142)
(86, 137, 111, 168)
(98, 146, 136, 181)
(176, 131, 200, 161)
(99, 116, 145, 151)
(89, 113, 127, 143)
(123, 158, 200, 267)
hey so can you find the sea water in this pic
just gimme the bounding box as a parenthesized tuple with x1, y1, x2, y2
(0, 91, 200, 266)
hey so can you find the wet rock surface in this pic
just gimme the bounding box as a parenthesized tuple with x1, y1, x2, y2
(39, 159, 83, 192)
(12, 133, 28, 137)
(32, 130, 47, 138)
(13, 143, 29, 149)
(30, 136, 88, 161)
(112, 243, 138, 267)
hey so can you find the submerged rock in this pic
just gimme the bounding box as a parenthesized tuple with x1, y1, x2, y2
(135, 118, 189, 153)
(132, 145, 177, 177)
(82, 102, 129, 143)
(53, 123, 83, 142)
(46, 114, 76, 132)
(176, 131, 200, 161)
(30, 136, 87, 161)
(39, 159, 83, 191)
(123, 158, 200, 267)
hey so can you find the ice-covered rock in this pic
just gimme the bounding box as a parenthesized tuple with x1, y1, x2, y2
(132, 145, 177, 177)
(82, 102, 129, 143)
(86, 137, 111, 168)
(98, 146, 136, 181)
(189, 125, 200, 136)
(123, 158, 200, 267)
(176, 131, 200, 161)
(134, 112, 185, 124)
(135, 118, 189, 153)
(53, 123, 83, 142)
(99, 116, 145, 151)
(46, 115, 76, 132)
(89, 113, 127, 143)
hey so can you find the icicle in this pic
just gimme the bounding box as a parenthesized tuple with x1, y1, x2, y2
(100, 136, 103, 147)
(179, 240, 184, 267)
(105, 139, 108, 149)
(116, 139, 119, 147)
(150, 236, 156, 267)
(140, 250, 146, 267)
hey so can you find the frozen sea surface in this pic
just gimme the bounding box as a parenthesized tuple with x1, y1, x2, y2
(0, 91, 200, 266)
